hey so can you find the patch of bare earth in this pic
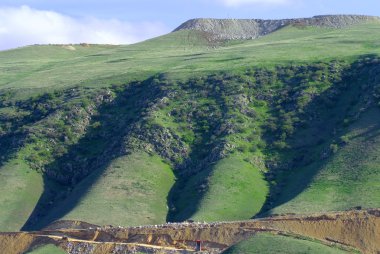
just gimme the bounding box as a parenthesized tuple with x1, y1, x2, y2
(0, 209, 378, 253)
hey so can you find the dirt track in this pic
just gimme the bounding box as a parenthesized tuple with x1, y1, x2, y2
(0, 209, 379, 254)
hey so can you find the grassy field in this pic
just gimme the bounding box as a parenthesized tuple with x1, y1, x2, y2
(223, 233, 352, 254)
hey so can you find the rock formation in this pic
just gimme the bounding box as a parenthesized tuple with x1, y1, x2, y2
(174, 15, 380, 40)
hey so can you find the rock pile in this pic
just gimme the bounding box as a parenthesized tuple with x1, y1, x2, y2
(174, 15, 380, 41)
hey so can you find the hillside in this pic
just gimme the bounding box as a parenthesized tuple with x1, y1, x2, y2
(0, 14, 380, 253)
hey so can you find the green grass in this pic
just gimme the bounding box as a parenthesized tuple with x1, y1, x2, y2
(26, 244, 66, 254)
(0, 30, 212, 94)
(271, 107, 380, 214)
(191, 154, 268, 221)
(223, 233, 351, 254)
(1, 23, 380, 95)
(170, 154, 268, 222)
(40, 152, 175, 227)
(0, 159, 43, 231)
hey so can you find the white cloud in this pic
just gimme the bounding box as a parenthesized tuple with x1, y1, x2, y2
(0, 5, 169, 50)
(216, 0, 291, 7)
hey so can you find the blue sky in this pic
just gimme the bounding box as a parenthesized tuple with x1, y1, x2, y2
(1, 0, 380, 50)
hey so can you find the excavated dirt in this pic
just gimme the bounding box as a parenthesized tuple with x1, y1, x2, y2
(0, 232, 35, 254)
(0, 209, 378, 253)
(174, 15, 380, 41)
(44, 220, 100, 231)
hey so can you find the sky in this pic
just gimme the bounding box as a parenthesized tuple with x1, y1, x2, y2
(0, 0, 380, 50)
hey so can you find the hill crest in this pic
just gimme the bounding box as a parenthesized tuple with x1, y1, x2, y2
(174, 15, 380, 40)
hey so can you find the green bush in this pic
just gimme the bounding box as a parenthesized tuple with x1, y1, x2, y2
(330, 143, 339, 154)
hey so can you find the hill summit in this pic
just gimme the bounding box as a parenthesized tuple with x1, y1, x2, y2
(174, 15, 380, 40)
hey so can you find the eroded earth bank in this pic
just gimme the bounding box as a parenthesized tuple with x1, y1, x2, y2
(0, 209, 379, 254)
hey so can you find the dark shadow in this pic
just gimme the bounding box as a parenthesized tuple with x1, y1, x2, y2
(166, 75, 230, 222)
(22, 78, 166, 230)
(165, 139, 219, 222)
(256, 55, 380, 217)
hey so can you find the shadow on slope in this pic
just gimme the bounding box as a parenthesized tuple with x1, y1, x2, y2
(259, 56, 380, 216)
(165, 74, 269, 222)
(22, 79, 166, 230)
(159, 75, 237, 222)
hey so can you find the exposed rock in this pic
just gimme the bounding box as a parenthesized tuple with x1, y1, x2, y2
(174, 15, 380, 41)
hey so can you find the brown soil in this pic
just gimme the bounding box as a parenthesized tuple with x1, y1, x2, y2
(0, 232, 35, 254)
(0, 209, 378, 254)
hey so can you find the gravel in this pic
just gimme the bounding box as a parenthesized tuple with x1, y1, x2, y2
(173, 15, 380, 41)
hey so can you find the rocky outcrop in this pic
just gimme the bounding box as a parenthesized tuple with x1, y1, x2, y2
(174, 15, 380, 40)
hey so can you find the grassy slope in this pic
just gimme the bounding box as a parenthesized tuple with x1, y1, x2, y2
(26, 244, 66, 254)
(169, 154, 268, 222)
(40, 152, 175, 227)
(0, 30, 211, 93)
(0, 159, 43, 231)
(1, 22, 380, 93)
(190, 154, 268, 222)
(222, 233, 351, 254)
(271, 107, 380, 214)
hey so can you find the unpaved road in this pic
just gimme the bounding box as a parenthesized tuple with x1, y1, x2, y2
(0, 209, 379, 253)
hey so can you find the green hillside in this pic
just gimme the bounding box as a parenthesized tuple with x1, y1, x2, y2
(0, 159, 42, 231)
(2, 22, 380, 93)
(0, 20, 380, 232)
(37, 152, 175, 228)
(271, 107, 380, 214)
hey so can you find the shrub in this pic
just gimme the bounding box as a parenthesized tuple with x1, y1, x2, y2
(91, 121, 101, 129)
(330, 143, 339, 154)
(273, 141, 287, 149)
(249, 144, 258, 153)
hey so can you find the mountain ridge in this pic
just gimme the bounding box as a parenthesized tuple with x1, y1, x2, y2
(174, 14, 380, 40)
